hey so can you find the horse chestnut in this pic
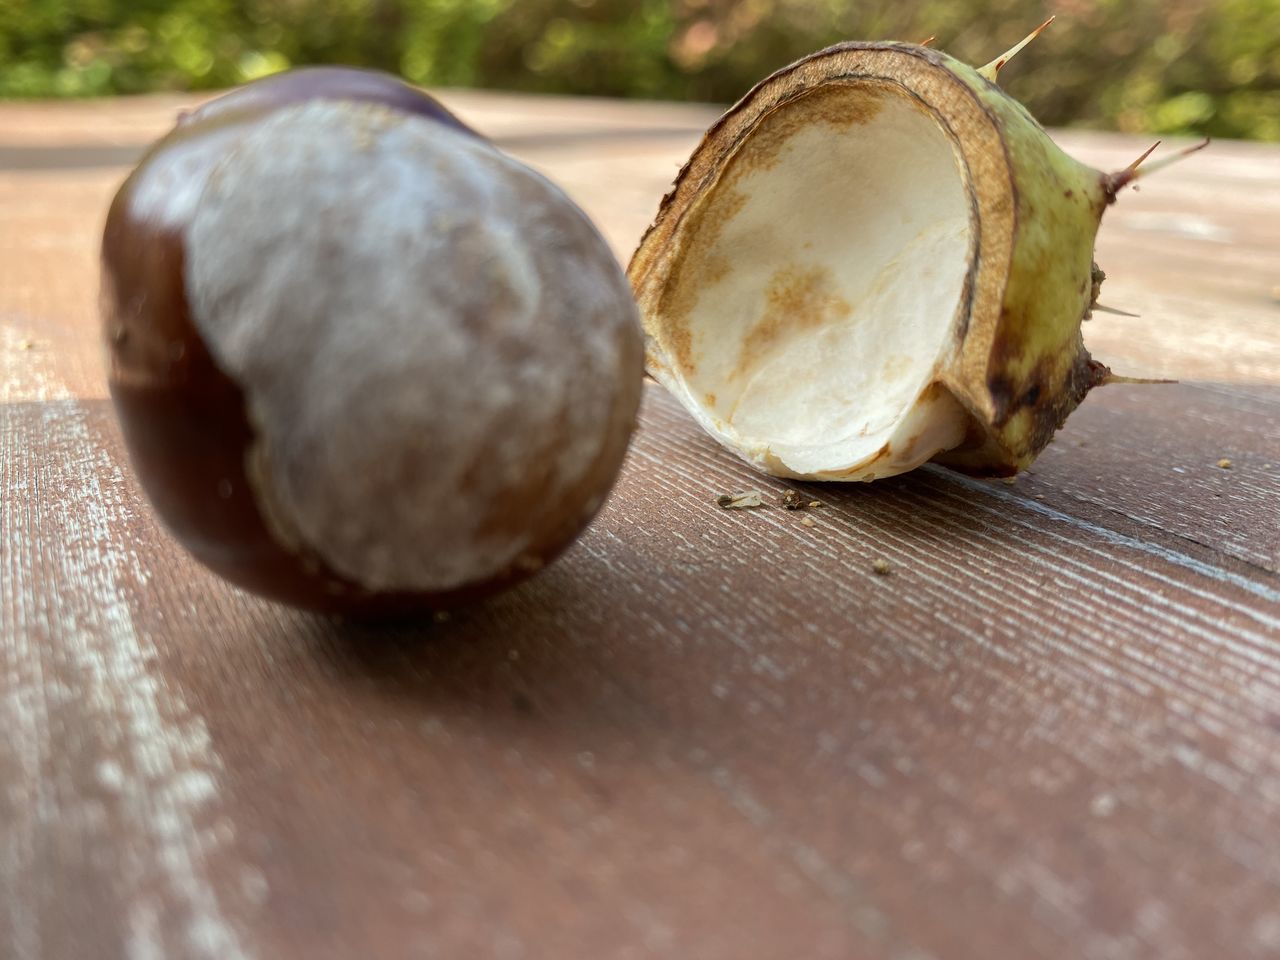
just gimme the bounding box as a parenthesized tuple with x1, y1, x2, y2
(101, 68, 643, 614)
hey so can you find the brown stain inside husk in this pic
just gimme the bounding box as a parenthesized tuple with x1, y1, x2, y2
(730, 263, 851, 384)
(656, 189, 745, 374)
(655, 81, 889, 378)
(720, 83, 886, 181)
(881, 353, 911, 382)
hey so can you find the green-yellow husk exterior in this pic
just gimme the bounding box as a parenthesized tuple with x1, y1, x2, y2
(932, 53, 1113, 475)
(629, 42, 1119, 479)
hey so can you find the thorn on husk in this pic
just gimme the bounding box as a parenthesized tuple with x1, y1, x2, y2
(977, 16, 1055, 82)
(1091, 303, 1140, 317)
(1098, 372, 1177, 386)
(1104, 138, 1210, 201)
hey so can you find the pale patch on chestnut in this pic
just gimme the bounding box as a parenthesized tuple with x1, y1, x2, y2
(187, 100, 635, 592)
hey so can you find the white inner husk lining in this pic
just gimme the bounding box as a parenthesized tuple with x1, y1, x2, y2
(662, 83, 974, 477)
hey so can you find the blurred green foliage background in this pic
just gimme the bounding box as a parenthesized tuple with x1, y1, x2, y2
(2, 0, 1277, 140)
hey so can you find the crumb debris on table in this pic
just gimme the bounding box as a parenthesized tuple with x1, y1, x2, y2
(781, 489, 806, 510)
(871, 559, 892, 576)
(781, 489, 827, 511)
(1001, 476, 1018, 485)
(1217, 458, 1233, 470)
(717, 490, 764, 509)
(17, 339, 33, 351)
(800, 516, 816, 528)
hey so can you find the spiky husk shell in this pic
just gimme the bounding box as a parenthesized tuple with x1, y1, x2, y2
(629, 42, 1114, 479)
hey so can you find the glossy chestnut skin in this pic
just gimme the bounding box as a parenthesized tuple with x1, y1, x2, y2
(102, 68, 642, 615)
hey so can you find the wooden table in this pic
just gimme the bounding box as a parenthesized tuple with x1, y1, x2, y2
(3, 89, 1278, 960)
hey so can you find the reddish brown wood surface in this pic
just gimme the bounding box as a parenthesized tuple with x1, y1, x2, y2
(2, 91, 1279, 960)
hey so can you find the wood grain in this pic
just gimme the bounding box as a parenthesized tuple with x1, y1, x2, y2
(2, 91, 1279, 960)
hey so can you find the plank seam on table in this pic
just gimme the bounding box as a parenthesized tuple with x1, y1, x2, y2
(915, 474, 1280, 643)
(935, 468, 1280, 608)
(893, 486, 1280, 693)
(639, 389, 1280, 621)
(1047, 490, 1280, 581)
(907, 500, 1280, 693)
(623, 410, 1280, 917)
(638, 378, 1279, 596)
(607, 501, 1280, 879)
(878, 475, 1279, 663)
(635, 428, 1280, 725)
(632, 419, 1278, 715)
(639, 445, 1280, 763)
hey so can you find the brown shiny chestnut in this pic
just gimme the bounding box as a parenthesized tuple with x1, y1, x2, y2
(101, 67, 643, 615)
